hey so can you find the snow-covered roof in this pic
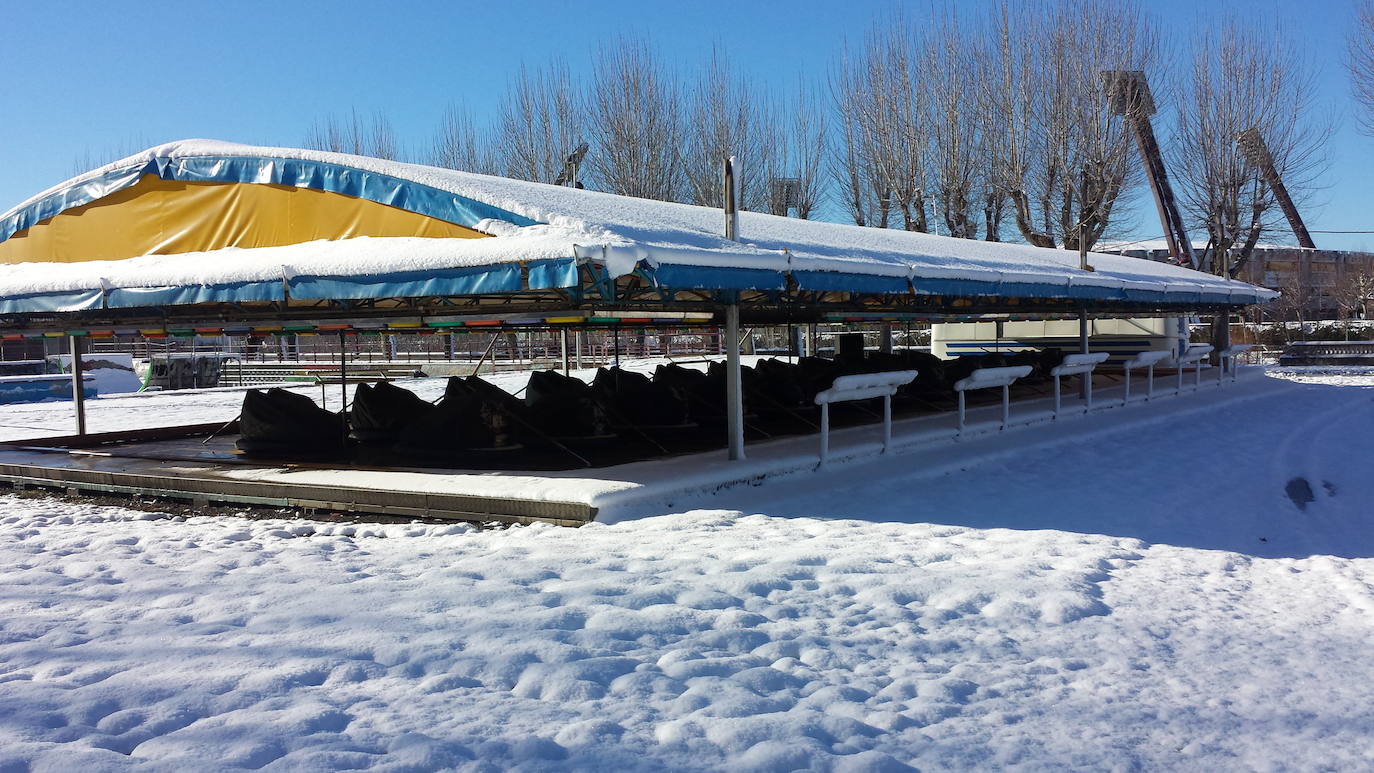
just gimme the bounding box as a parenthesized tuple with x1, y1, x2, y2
(0, 140, 1275, 313)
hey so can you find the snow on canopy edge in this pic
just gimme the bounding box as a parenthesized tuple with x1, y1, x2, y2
(0, 139, 1277, 305)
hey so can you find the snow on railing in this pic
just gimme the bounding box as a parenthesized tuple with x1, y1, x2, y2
(1218, 345, 1253, 383)
(1176, 344, 1213, 393)
(953, 365, 1032, 433)
(1049, 352, 1110, 417)
(1121, 349, 1174, 403)
(814, 370, 918, 467)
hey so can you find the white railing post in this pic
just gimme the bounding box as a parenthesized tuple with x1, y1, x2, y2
(882, 394, 892, 452)
(814, 370, 917, 466)
(952, 366, 1032, 434)
(818, 402, 830, 466)
(1049, 353, 1108, 417)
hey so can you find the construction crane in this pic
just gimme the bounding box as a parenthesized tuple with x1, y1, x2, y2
(1104, 70, 1198, 269)
(1236, 127, 1316, 249)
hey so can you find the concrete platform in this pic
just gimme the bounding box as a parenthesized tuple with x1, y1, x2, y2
(0, 366, 1268, 525)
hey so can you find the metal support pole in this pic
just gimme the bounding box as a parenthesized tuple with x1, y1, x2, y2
(560, 328, 571, 373)
(882, 395, 892, 451)
(808, 323, 818, 358)
(1195, 360, 1202, 390)
(1146, 364, 1155, 400)
(1177, 360, 1184, 394)
(1001, 385, 1011, 429)
(69, 334, 86, 436)
(726, 304, 745, 460)
(880, 324, 894, 354)
(1053, 374, 1061, 417)
(338, 331, 349, 442)
(1124, 367, 1131, 405)
(575, 330, 584, 369)
(613, 325, 621, 368)
(957, 392, 966, 433)
(1078, 310, 1091, 399)
(1085, 373, 1093, 411)
(818, 402, 829, 466)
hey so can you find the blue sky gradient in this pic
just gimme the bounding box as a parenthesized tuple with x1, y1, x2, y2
(2, 0, 1369, 249)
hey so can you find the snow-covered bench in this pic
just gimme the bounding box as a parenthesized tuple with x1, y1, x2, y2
(1049, 352, 1110, 417)
(1121, 349, 1174, 403)
(953, 365, 1032, 433)
(1176, 344, 1213, 393)
(814, 370, 918, 466)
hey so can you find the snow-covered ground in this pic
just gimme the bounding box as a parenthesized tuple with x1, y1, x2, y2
(2, 368, 1373, 771)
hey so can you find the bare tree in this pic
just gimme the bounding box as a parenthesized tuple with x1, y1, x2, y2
(1349, 1, 1374, 136)
(832, 19, 929, 231)
(430, 103, 498, 175)
(979, 0, 1154, 250)
(925, 7, 981, 238)
(769, 83, 828, 219)
(1332, 262, 1374, 323)
(1272, 271, 1316, 335)
(1172, 18, 1328, 276)
(681, 49, 771, 208)
(496, 61, 585, 183)
(305, 109, 400, 160)
(981, 2, 1041, 244)
(587, 38, 682, 201)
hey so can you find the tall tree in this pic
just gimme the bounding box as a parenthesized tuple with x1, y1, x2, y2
(1349, 1, 1374, 136)
(832, 19, 929, 231)
(925, 7, 982, 238)
(495, 61, 585, 183)
(587, 38, 682, 201)
(305, 109, 400, 160)
(430, 103, 497, 175)
(1172, 18, 1328, 276)
(682, 49, 769, 209)
(977, 0, 1154, 250)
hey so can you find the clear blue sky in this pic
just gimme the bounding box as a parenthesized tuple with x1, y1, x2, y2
(2, 0, 1369, 249)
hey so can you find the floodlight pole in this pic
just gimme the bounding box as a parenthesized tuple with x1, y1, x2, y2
(69, 334, 86, 436)
(724, 156, 745, 461)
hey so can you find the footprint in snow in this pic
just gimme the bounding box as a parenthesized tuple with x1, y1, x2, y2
(1285, 477, 1315, 511)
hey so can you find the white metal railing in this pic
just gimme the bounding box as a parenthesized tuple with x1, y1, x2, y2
(813, 370, 918, 466)
(1176, 344, 1214, 392)
(953, 365, 1032, 433)
(1049, 352, 1110, 417)
(1218, 345, 1254, 383)
(1121, 349, 1174, 403)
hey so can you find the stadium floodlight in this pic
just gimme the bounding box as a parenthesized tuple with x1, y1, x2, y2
(554, 142, 590, 188)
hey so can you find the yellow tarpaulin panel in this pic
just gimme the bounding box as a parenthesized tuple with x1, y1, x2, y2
(0, 174, 487, 264)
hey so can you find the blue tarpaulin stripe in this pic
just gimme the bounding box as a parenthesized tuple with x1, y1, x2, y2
(0, 289, 104, 314)
(792, 271, 910, 294)
(649, 264, 786, 291)
(289, 264, 522, 300)
(105, 281, 284, 309)
(526, 258, 579, 290)
(0, 155, 540, 244)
